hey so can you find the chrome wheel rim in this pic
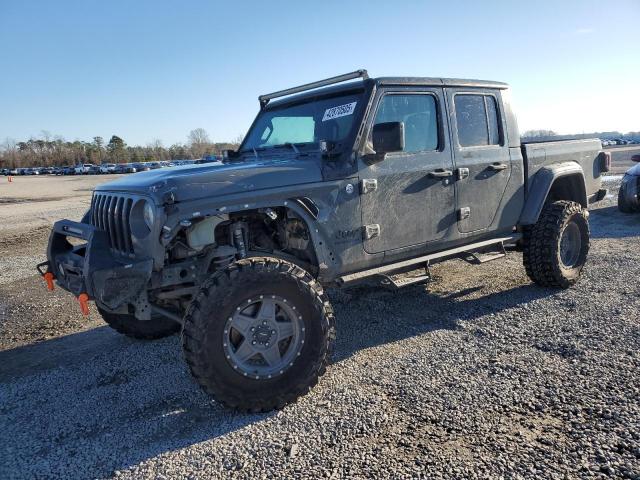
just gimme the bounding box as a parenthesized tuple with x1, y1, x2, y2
(560, 221, 581, 268)
(223, 295, 303, 379)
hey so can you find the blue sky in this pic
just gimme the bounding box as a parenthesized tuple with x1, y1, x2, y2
(0, 0, 638, 146)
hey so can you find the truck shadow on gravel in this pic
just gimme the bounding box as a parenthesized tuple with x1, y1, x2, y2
(0, 280, 558, 477)
(0, 326, 277, 478)
(589, 206, 639, 239)
(329, 282, 554, 362)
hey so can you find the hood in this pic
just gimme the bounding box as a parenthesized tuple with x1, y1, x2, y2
(95, 157, 323, 204)
(626, 162, 640, 177)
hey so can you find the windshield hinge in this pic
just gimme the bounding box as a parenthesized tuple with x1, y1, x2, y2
(360, 179, 378, 194)
(363, 224, 381, 240)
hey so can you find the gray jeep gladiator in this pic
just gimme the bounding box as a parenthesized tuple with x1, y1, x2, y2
(40, 70, 609, 411)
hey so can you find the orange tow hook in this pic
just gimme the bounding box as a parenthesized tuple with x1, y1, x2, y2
(78, 293, 90, 316)
(43, 272, 55, 291)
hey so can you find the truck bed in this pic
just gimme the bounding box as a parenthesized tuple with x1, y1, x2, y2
(521, 139, 603, 198)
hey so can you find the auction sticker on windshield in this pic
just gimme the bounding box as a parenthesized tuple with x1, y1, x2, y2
(322, 102, 357, 122)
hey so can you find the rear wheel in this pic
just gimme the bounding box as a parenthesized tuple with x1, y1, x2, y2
(97, 307, 180, 340)
(182, 256, 335, 412)
(522, 200, 590, 289)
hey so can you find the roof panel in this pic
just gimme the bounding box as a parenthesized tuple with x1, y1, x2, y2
(375, 77, 509, 89)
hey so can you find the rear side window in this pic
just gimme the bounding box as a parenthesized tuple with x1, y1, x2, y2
(454, 94, 501, 147)
(374, 94, 438, 153)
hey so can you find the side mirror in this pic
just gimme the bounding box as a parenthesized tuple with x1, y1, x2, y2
(632, 154, 640, 163)
(364, 122, 405, 164)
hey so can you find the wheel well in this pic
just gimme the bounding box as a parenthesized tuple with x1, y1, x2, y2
(546, 174, 587, 208)
(217, 207, 319, 274)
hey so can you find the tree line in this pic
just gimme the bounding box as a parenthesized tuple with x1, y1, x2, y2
(0, 128, 242, 168)
(522, 130, 640, 142)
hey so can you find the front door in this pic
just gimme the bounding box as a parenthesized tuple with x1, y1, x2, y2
(446, 89, 512, 233)
(360, 88, 456, 254)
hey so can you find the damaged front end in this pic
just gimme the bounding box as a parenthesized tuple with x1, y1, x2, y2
(38, 219, 154, 316)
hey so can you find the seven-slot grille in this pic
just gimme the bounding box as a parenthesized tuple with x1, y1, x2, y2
(91, 193, 134, 254)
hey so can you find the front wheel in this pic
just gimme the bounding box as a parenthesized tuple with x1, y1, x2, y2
(522, 200, 590, 289)
(618, 183, 638, 213)
(182, 257, 335, 412)
(97, 307, 180, 340)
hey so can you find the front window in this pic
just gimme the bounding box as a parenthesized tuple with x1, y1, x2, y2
(373, 94, 439, 152)
(242, 92, 363, 151)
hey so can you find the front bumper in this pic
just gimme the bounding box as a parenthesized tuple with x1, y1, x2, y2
(40, 219, 153, 310)
(620, 175, 639, 207)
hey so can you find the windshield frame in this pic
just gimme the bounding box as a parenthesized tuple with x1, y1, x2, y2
(238, 86, 369, 156)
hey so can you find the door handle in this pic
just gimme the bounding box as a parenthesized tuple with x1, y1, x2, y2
(488, 163, 508, 171)
(428, 169, 453, 178)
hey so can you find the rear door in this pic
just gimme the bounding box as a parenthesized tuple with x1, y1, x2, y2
(360, 87, 456, 254)
(446, 89, 511, 233)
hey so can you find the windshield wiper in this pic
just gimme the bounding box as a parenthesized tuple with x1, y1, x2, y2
(240, 143, 310, 156)
(282, 142, 300, 154)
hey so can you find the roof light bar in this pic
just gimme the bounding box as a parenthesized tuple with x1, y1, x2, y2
(259, 69, 369, 108)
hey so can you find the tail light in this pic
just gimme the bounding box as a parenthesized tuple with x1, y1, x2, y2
(599, 151, 611, 172)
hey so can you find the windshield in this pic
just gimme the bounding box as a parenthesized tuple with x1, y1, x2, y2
(242, 92, 363, 151)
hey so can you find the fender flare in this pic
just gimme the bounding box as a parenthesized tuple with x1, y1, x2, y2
(519, 162, 587, 225)
(280, 199, 336, 276)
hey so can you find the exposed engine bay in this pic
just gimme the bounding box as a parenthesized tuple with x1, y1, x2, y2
(142, 208, 317, 319)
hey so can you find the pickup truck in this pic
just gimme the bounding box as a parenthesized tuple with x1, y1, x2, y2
(40, 70, 608, 411)
(74, 163, 94, 175)
(99, 163, 117, 174)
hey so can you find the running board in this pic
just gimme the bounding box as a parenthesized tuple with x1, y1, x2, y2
(379, 265, 431, 290)
(463, 242, 507, 264)
(338, 234, 521, 285)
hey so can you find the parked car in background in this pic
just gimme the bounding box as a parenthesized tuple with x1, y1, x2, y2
(618, 154, 640, 213)
(146, 162, 163, 169)
(10, 168, 19, 175)
(135, 162, 150, 172)
(62, 166, 75, 175)
(195, 157, 219, 164)
(88, 165, 102, 175)
(74, 164, 94, 174)
(99, 163, 117, 174)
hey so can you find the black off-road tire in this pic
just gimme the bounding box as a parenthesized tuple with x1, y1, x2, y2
(618, 185, 637, 213)
(182, 256, 336, 412)
(522, 200, 590, 289)
(97, 307, 181, 340)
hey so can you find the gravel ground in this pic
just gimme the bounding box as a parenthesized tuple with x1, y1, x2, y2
(0, 175, 639, 479)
